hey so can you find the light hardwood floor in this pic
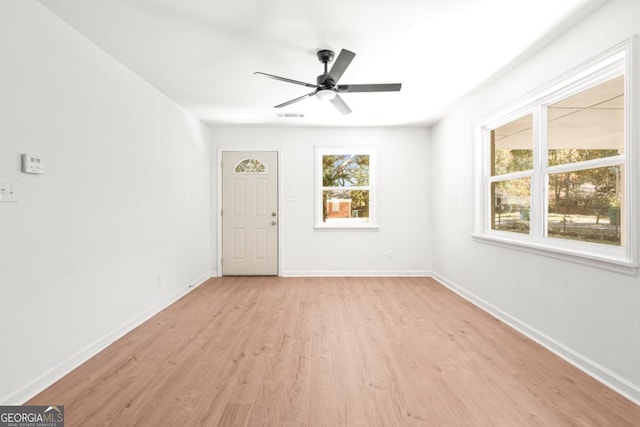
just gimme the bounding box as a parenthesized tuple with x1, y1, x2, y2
(29, 277, 640, 426)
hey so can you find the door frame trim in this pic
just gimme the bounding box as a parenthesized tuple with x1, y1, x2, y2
(217, 148, 282, 276)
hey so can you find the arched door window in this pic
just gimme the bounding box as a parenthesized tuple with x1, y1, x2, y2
(234, 158, 267, 174)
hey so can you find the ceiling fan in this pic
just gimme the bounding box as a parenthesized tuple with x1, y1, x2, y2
(254, 49, 401, 115)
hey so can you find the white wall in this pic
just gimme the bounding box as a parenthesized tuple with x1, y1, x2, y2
(0, 2, 212, 404)
(429, 0, 640, 403)
(211, 127, 431, 276)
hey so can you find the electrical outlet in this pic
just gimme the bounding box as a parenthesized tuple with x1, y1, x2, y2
(386, 250, 393, 260)
(0, 181, 18, 203)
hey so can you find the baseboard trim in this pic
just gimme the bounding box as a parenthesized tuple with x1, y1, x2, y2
(281, 270, 432, 277)
(2, 271, 215, 405)
(431, 272, 640, 406)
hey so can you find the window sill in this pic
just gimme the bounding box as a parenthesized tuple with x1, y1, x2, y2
(471, 232, 638, 276)
(315, 224, 380, 231)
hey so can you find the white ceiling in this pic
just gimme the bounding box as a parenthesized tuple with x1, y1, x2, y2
(38, 0, 601, 127)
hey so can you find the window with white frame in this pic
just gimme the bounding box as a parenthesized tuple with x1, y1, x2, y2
(473, 40, 637, 273)
(315, 147, 378, 228)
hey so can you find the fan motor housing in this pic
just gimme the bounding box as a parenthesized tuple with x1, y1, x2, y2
(317, 73, 335, 88)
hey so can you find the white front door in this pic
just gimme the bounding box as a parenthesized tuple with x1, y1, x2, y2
(222, 151, 278, 275)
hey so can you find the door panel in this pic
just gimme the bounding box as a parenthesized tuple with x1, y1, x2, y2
(222, 151, 278, 275)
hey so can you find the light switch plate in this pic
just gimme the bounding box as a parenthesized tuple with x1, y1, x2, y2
(21, 153, 44, 174)
(0, 181, 18, 202)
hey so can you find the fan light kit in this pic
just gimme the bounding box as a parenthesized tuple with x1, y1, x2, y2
(316, 89, 337, 101)
(255, 48, 401, 115)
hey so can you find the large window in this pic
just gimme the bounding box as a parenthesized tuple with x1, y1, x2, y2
(315, 147, 377, 228)
(474, 40, 636, 273)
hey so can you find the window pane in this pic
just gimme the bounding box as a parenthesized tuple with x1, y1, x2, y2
(547, 165, 622, 245)
(491, 178, 531, 233)
(491, 114, 533, 176)
(322, 155, 369, 187)
(322, 190, 369, 222)
(548, 76, 624, 166)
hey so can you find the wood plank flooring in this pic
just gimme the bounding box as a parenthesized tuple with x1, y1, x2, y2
(28, 277, 640, 426)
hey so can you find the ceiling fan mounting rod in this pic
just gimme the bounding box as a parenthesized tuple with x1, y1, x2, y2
(317, 49, 335, 74)
(316, 49, 336, 88)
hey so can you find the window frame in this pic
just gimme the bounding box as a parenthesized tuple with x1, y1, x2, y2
(472, 38, 638, 275)
(314, 146, 379, 229)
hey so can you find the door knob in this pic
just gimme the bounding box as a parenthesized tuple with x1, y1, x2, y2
(271, 220, 277, 226)
(272, 212, 277, 217)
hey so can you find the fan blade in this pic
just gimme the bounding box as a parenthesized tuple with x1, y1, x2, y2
(330, 94, 352, 115)
(336, 83, 402, 92)
(325, 49, 355, 85)
(274, 90, 318, 108)
(254, 72, 319, 88)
